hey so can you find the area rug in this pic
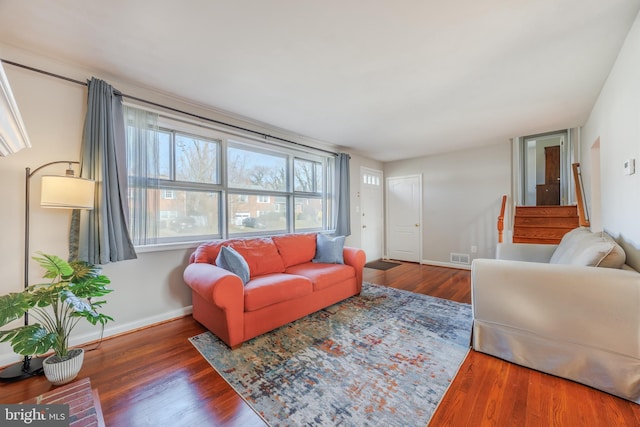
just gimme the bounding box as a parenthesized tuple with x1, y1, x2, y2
(189, 282, 472, 426)
(364, 259, 402, 270)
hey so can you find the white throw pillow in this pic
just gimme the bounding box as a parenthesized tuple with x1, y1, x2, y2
(549, 227, 591, 264)
(550, 227, 626, 268)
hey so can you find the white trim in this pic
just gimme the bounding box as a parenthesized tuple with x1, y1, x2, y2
(0, 60, 31, 156)
(0, 306, 193, 368)
(421, 259, 472, 271)
(135, 241, 201, 253)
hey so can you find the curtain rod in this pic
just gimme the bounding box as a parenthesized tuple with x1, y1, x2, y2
(1, 58, 338, 156)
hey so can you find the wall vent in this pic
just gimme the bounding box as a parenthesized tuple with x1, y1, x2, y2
(450, 253, 470, 265)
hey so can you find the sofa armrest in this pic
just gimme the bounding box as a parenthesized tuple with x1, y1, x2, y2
(183, 263, 244, 310)
(471, 258, 640, 357)
(343, 246, 366, 291)
(496, 242, 558, 262)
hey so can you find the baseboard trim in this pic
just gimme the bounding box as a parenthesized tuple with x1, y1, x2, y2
(76, 306, 194, 345)
(421, 259, 472, 271)
(0, 306, 193, 368)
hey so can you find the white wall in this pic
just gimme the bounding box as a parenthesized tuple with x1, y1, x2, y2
(0, 45, 372, 365)
(580, 10, 640, 271)
(384, 142, 511, 267)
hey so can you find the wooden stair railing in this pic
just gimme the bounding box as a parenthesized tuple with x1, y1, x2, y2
(572, 163, 590, 227)
(498, 195, 507, 243)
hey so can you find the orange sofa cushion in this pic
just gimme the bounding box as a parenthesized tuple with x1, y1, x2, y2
(229, 238, 285, 278)
(285, 262, 356, 291)
(272, 233, 317, 267)
(191, 240, 226, 264)
(190, 237, 285, 278)
(244, 274, 313, 312)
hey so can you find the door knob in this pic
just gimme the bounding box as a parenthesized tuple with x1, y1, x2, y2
(362, 225, 367, 229)
(415, 224, 420, 227)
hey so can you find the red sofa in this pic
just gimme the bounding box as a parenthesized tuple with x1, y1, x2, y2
(183, 233, 366, 348)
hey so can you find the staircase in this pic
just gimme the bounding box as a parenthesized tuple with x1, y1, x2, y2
(498, 164, 588, 245)
(512, 205, 580, 244)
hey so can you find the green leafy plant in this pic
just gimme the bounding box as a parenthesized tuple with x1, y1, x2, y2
(0, 253, 113, 360)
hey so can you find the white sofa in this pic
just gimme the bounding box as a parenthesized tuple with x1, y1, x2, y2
(471, 227, 640, 403)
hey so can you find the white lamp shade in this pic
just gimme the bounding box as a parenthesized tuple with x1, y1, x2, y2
(40, 175, 95, 209)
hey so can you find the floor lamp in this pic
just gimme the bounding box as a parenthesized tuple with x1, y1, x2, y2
(0, 160, 95, 382)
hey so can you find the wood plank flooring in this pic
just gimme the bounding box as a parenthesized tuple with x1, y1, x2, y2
(1, 262, 639, 426)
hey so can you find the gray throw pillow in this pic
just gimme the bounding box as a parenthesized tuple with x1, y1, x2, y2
(216, 246, 251, 284)
(313, 234, 345, 264)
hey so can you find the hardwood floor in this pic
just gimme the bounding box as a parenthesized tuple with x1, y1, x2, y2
(1, 263, 639, 426)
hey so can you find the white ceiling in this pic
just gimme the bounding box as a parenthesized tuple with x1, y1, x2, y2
(0, 1, 639, 161)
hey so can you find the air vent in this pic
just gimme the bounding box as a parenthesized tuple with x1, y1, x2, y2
(450, 253, 470, 265)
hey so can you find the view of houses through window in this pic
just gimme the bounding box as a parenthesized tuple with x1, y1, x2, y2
(125, 109, 333, 246)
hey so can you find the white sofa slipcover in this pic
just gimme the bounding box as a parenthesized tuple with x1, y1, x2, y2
(472, 227, 640, 403)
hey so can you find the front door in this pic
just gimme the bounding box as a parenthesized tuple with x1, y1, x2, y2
(360, 167, 383, 261)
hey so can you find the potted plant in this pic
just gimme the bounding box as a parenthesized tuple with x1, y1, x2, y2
(0, 253, 113, 385)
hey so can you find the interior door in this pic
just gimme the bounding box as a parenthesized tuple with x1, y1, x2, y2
(386, 175, 422, 262)
(522, 131, 570, 206)
(360, 168, 383, 261)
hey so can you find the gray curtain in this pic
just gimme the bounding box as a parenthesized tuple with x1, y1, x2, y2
(123, 105, 160, 246)
(334, 152, 351, 236)
(69, 78, 137, 264)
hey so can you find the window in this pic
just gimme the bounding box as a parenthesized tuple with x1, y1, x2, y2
(228, 143, 286, 191)
(175, 133, 220, 184)
(294, 158, 323, 192)
(363, 173, 380, 186)
(126, 109, 222, 245)
(293, 158, 324, 231)
(125, 106, 334, 246)
(295, 197, 323, 230)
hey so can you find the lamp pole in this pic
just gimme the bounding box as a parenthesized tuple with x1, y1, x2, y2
(0, 161, 81, 382)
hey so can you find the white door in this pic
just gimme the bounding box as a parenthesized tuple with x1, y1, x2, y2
(360, 167, 383, 261)
(386, 175, 422, 262)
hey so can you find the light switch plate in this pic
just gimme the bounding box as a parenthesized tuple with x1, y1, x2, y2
(624, 158, 635, 175)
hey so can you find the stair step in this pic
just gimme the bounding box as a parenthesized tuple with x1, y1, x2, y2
(513, 227, 575, 240)
(515, 206, 578, 217)
(512, 206, 580, 244)
(511, 204, 579, 245)
(513, 236, 563, 244)
(514, 216, 580, 228)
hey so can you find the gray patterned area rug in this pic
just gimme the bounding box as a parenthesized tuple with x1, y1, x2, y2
(189, 282, 472, 426)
